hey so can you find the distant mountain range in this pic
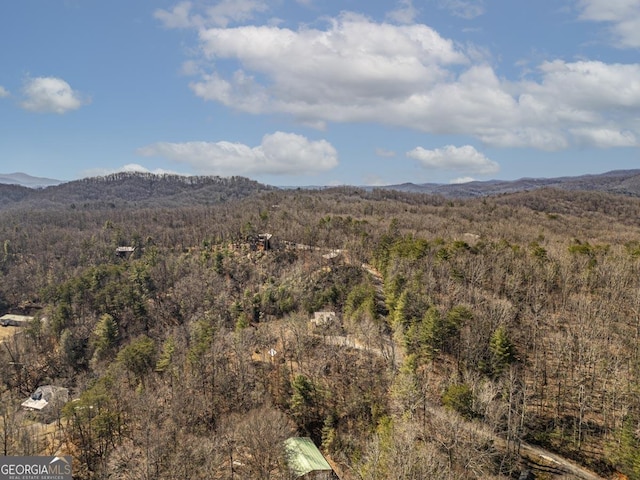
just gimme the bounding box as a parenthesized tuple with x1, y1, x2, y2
(2, 169, 640, 210)
(0, 172, 63, 188)
(377, 169, 640, 198)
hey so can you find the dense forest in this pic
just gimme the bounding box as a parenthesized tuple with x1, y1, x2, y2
(2, 173, 640, 479)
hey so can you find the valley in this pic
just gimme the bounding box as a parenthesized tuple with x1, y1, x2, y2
(2, 172, 640, 479)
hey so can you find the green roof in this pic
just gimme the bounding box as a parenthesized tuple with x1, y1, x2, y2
(284, 437, 332, 477)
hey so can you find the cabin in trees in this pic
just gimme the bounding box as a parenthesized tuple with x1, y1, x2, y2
(284, 437, 340, 479)
(239, 233, 276, 251)
(255, 233, 273, 251)
(21, 385, 69, 422)
(0, 313, 33, 327)
(22, 385, 69, 411)
(115, 246, 136, 258)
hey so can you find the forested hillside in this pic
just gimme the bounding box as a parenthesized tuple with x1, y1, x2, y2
(2, 183, 640, 479)
(0, 171, 272, 210)
(382, 169, 640, 198)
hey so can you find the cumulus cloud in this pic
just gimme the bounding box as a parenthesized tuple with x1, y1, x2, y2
(506, 60, 640, 148)
(437, 0, 485, 19)
(163, 7, 640, 151)
(532, 60, 640, 111)
(192, 13, 468, 123)
(137, 132, 338, 176)
(21, 77, 88, 114)
(577, 0, 640, 47)
(387, 0, 419, 24)
(204, 0, 268, 27)
(155, 0, 268, 29)
(407, 145, 499, 174)
(154, 1, 194, 28)
(570, 128, 637, 147)
(0, 86, 9, 98)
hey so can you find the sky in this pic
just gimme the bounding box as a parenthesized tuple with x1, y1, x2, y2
(1, 0, 640, 186)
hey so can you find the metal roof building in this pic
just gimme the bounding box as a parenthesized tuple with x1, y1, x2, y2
(284, 437, 338, 479)
(0, 314, 33, 327)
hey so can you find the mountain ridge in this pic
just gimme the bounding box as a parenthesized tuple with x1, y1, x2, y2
(0, 171, 274, 210)
(2, 169, 640, 210)
(0, 172, 63, 188)
(377, 169, 640, 197)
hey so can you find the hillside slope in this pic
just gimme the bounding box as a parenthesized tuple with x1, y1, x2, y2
(0, 171, 273, 210)
(382, 169, 640, 197)
(2, 180, 640, 478)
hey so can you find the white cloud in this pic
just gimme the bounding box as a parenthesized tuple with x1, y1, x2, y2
(504, 60, 640, 148)
(193, 13, 467, 122)
(180, 60, 202, 76)
(387, 0, 419, 24)
(570, 127, 638, 147)
(21, 77, 88, 114)
(375, 147, 397, 157)
(154, 1, 194, 28)
(169, 9, 640, 151)
(137, 132, 338, 176)
(577, 0, 638, 21)
(407, 145, 499, 174)
(450, 176, 475, 184)
(0, 86, 9, 98)
(155, 0, 268, 29)
(577, 0, 640, 47)
(437, 0, 485, 19)
(204, 0, 268, 27)
(532, 60, 640, 111)
(190, 70, 268, 114)
(474, 127, 570, 151)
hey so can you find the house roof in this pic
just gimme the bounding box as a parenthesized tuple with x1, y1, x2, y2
(21, 385, 69, 411)
(0, 314, 33, 323)
(284, 437, 332, 478)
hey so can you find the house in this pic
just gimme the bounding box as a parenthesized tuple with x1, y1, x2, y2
(310, 312, 336, 328)
(21, 385, 69, 412)
(245, 233, 274, 251)
(257, 233, 273, 251)
(115, 246, 136, 257)
(0, 314, 33, 327)
(284, 437, 339, 479)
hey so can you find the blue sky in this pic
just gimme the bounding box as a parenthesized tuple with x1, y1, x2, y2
(1, 0, 639, 186)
